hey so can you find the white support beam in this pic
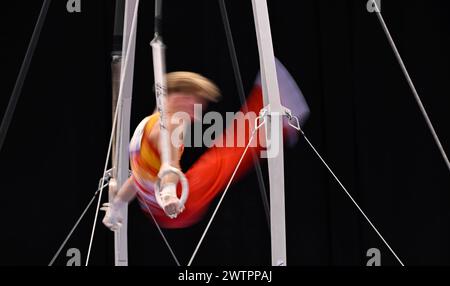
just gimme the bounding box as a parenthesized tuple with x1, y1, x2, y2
(110, 0, 139, 266)
(251, 0, 287, 266)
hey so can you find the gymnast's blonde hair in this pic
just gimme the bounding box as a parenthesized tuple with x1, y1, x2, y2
(166, 71, 221, 102)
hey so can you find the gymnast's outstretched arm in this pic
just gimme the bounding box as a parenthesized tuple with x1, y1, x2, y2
(114, 177, 139, 203)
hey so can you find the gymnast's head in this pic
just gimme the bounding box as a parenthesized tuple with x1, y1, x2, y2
(165, 71, 221, 119)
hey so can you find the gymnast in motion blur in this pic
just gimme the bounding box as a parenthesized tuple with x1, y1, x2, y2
(102, 59, 309, 230)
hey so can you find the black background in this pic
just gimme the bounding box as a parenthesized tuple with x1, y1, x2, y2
(1, 0, 450, 266)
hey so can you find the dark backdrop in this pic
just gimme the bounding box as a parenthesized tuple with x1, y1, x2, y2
(1, 0, 450, 266)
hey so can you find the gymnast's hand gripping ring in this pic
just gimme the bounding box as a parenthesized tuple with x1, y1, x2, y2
(154, 165, 189, 211)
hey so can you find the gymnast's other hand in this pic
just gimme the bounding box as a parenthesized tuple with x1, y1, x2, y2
(101, 198, 127, 231)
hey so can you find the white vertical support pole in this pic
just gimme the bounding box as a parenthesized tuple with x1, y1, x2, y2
(111, 0, 138, 266)
(251, 0, 287, 266)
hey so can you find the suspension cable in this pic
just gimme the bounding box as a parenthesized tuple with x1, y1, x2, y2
(188, 111, 267, 266)
(370, 0, 450, 173)
(48, 180, 109, 266)
(286, 113, 405, 266)
(0, 0, 52, 153)
(140, 198, 181, 266)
